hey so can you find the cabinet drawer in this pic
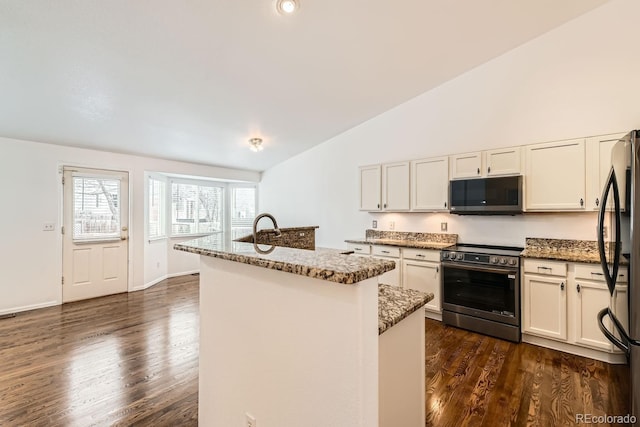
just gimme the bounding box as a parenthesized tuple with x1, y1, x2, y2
(347, 243, 371, 255)
(372, 245, 401, 258)
(523, 259, 567, 277)
(402, 248, 440, 262)
(574, 263, 628, 283)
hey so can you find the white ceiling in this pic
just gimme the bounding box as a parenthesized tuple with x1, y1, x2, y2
(0, 0, 608, 172)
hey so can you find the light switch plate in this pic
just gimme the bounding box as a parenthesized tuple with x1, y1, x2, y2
(372, 220, 377, 229)
(440, 222, 448, 232)
(43, 223, 55, 231)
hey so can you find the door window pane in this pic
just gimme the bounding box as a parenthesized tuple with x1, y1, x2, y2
(73, 177, 120, 240)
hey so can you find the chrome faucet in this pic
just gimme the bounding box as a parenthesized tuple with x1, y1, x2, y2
(253, 213, 282, 242)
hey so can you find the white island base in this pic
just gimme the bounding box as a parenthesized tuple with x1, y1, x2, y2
(198, 256, 425, 427)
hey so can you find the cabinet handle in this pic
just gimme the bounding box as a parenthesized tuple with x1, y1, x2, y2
(590, 272, 604, 277)
(595, 198, 599, 207)
(383, 203, 387, 209)
(436, 266, 439, 273)
(488, 166, 491, 174)
(477, 167, 480, 175)
(580, 198, 584, 207)
(381, 250, 390, 254)
(577, 283, 581, 293)
(560, 282, 565, 291)
(377, 203, 380, 209)
(416, 254, 425, 257)
(354, 248, 362, 251)
(537, 266, 552, 273)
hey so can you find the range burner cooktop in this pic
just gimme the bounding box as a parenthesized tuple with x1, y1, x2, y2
(441, 244, 523, 267)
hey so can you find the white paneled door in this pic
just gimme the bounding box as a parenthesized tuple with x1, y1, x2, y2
(62, 167, 129, 302)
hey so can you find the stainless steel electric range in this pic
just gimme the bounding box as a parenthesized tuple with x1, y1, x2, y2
(440, 244, 522, 342)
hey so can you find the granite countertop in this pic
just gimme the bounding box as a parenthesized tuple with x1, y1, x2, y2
(378, 284, 433, 335)
(174, 235, 396, 285)
(520, 237, 628, 265)
(345, 237, 455, 250)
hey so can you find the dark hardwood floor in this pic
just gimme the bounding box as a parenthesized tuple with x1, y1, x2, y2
(0, 275, 630, 426)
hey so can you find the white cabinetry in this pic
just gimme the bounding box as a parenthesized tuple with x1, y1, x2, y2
(346, 243, 371, 257)
(525, 139, 586, 211)
(372, 245, 401, 287)
(585, 133, 628, 211)
(358, 162, 410, 212)
(382, 162, 410, 211)
(359, 165, 381, 211)
(485, 147, 522, 176)
(523, 260, 568, 340)
(523, 259, 628, 361)
(401, 248, 441, 316)
(410, 157, 449, 211)
(450, 147, 522, 179)
(450, 152, 482, 179)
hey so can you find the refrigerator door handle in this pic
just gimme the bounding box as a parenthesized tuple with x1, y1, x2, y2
(597, 166, 622, 296)
(598, 307, 629, 354)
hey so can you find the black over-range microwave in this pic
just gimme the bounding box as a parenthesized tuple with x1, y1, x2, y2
(449, 175, 523, 215)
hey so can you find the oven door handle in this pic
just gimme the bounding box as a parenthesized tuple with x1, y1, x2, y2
(441, 261, 518, 275)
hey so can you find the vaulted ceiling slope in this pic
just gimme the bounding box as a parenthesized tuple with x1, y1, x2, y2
(0, 0, 608, 172)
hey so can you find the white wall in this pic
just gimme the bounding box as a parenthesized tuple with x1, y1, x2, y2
(259, 0, 640, 249)
(0, 136, 259, 314)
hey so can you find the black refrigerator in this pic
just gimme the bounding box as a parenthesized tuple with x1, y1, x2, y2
(597, 130, 639, 417)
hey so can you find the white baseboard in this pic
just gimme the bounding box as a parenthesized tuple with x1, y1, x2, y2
(168, 270, 199, 278)
(133, 270, 200, 292)
(425, 310, 442, 322)
(522, 333, 627, 364)
(0, 300, 59, 316)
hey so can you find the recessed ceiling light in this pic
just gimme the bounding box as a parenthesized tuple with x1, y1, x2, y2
(249, 138, 264, 152)
(276, 0, 298, 15)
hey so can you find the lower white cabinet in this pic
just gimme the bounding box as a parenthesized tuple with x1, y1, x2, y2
(372, 245, 401, 287)
(523, 259, 628, 359)
(401, 248, 440, 314)
(523, 274, 567, 340)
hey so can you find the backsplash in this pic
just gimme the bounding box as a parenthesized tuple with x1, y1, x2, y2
(365, 229, 457, 244)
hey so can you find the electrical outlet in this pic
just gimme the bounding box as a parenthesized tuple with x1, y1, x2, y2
(372, 220, 377, 229)
(440, 222, 448, 232)
(246, 413, 256, 427)
(389, 221, 395, 231)
(43, 223, 55, 231)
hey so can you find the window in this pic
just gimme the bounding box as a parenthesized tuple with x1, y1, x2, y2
(231, 187, 257, 241)
(148, 177, 166, 239)
(171, 182, 225, 236)
(73, 176, 120, 240)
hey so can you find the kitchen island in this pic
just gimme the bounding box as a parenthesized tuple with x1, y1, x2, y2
(174, 235, 431, 427)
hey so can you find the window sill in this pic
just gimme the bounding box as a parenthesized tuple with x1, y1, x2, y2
(148, 236, 168, 243)
(170, 233, 221, 240)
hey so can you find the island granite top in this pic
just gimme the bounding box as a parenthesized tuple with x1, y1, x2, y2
(173, 235, 396, 285)
(378, 284, 433, 335)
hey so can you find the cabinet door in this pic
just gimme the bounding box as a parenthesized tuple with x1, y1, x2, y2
(485, 147, 521, 176)
(402, 260, 440, 313)
(523, 275, 567, 340)
(411, 157, 448, 211)
(359, 165, 381, 211)
(573, 280, 612, 350)
(374, 256, 401, 287)
(525, 139, 586, 210)
(382, 162, 410, 211)
(450, 152, 482, 179)
(585, 133, 628, 211)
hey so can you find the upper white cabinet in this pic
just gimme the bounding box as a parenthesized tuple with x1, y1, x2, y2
(359, 165, 381, 211)
(450, 147, 522, 179)
(585, 133, 628, 211)
(411, 157, 449, 211)
(382, 162, 410, 211)
(450, 152, 482, 179)
(525, 139, 586, 211)
(485, 147, 522, 176)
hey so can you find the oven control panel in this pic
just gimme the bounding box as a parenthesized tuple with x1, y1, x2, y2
(441, 251, 520, 267)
